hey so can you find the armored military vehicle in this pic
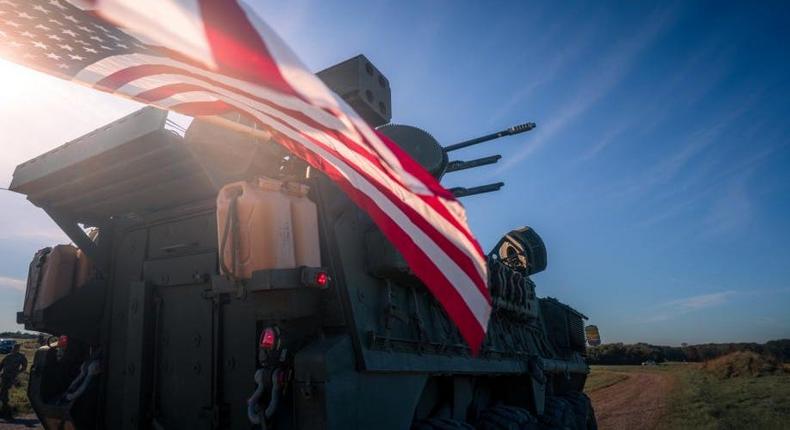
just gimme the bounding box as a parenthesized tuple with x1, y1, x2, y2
(11, 55, 595, 429)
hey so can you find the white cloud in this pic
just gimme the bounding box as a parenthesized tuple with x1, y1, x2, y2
(702, 173, 752, 236)
(486, 14, 601, 127)
(496, 5, 678, 173)
(0, 276, 25, 292)
(644, 290, 736, 322)
(665, 290, 736, 310)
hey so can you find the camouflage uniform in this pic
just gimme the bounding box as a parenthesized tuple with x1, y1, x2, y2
(0, 346, 27, 417)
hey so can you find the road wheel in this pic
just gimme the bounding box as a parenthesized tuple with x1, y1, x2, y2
(585, 401, 597, 430)
(562, 392, 597, 430)
(413, 418, 475, 430)
(540, 397, 575, 430)
(476, 404, 538, 430)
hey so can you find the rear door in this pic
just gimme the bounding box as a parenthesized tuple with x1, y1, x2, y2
(143, 212, 219, 429)
(153, 282, 214, 429)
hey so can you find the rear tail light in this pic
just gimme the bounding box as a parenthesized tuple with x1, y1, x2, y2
(57, 335, 68, 349)
(259, 327, 277, 350)
(315, 271, 328, 287)
(300, 267, 330, 289)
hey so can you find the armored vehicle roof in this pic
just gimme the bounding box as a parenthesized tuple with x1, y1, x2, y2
(9, 107, 280, 225)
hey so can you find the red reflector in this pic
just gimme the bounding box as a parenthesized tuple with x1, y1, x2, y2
(315, 272, 328, 287)
(58, 335, 68, 349)
(260, 328, 277, 350)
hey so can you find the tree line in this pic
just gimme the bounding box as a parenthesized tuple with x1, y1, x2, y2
(0, 331, 39, 340)
(586, 339, 790, 364)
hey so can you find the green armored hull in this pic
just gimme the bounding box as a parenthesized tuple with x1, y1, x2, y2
(12, 55, 595, 430)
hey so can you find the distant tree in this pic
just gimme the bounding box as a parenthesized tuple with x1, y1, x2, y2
(0, 331, 39, 340)
(587, 339, 790, 364)
(764, 339, 790, 362)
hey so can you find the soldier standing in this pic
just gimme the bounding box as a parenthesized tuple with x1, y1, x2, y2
(0, 344, 28, 418)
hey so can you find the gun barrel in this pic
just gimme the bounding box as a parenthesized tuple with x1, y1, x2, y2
(449, 182, 505, 198)
(445, 155, 502, 173)
(444, 122, 535, 152)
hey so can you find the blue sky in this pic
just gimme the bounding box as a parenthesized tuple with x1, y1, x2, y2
(1, 1, 789, 344)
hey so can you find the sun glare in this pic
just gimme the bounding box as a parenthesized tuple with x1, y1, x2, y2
(0, 58, 47, 97)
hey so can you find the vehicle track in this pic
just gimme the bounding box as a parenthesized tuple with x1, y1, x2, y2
(588, 371, 674, 430)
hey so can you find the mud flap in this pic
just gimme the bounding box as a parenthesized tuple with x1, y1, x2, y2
(529, 358, 547, 416)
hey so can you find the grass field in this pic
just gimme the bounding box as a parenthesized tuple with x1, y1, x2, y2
(583, 367, 629, 392)
(4, 344, 790, 427)
(586, 360, 790, 429)
(661, 363, 790, 429)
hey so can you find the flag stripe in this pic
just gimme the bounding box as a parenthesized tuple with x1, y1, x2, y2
(188, 96, 493, 329)
(128, 79, 488, 287)
(87, 49, 493, 335)
(0, 0, 492, 351)
(138, 83, 490, 298)
(100, 67, 489, 285)
(78, 53, 454, 201)
(196, 0, 296, 96)
(150, 87, 492, 327)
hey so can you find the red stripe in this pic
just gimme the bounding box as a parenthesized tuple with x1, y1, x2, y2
(136, 82, 207, 101)
(132, 81, 488, 297)
(239, 102, 490, 299)
(371, 129, 455, 200)
(256, 117, 488, 352)
(110, 68, 482, 256)
(316, 150, 487, 352)
(65, 0, 490, 351)
(102, 69, 490, 349)
(197, 0, 298, 98)
(168, 99, 233, 116)
(97, 64, 395, 174)
(166, 100, 488, 351)
(373, 131, 487, 257)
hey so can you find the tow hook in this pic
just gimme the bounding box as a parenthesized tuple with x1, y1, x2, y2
(247, 367, 288, 428)
(63, 359, 101, 402)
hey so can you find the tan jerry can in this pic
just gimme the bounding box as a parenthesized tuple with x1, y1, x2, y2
(36, 244, 78, 311)
(74, 249, 94, 289)
(284, 182, 321, 268)
(217, 178, 296, 279)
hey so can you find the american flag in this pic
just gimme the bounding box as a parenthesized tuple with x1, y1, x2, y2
(0, 0, 492, 352)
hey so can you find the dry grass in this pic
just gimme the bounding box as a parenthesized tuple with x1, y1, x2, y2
(702, 351, 785, 379)
(584, 366, 629, 393)
(659, 358, 790, 429)
(586, 360, 790, 429)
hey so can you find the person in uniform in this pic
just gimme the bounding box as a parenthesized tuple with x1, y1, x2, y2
(0, 344, 28, 418)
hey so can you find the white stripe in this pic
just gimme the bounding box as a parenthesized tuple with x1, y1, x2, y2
(176, 93, 492, 329)
(153, 90, 218, 108)
(116, 73, 488, 280)
(70, 2, 490, 339)
(238, 3, 432, 196)
(75, 54, 356, 143)
(93, 0, 216, 68)
(77, 53, 436, 198)
(77, 53, 485, 275)
(234, 3, 429, 192)
(238, 2, 340, 111)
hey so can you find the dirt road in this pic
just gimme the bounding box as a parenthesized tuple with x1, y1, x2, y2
(588, 370, 674, 430)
